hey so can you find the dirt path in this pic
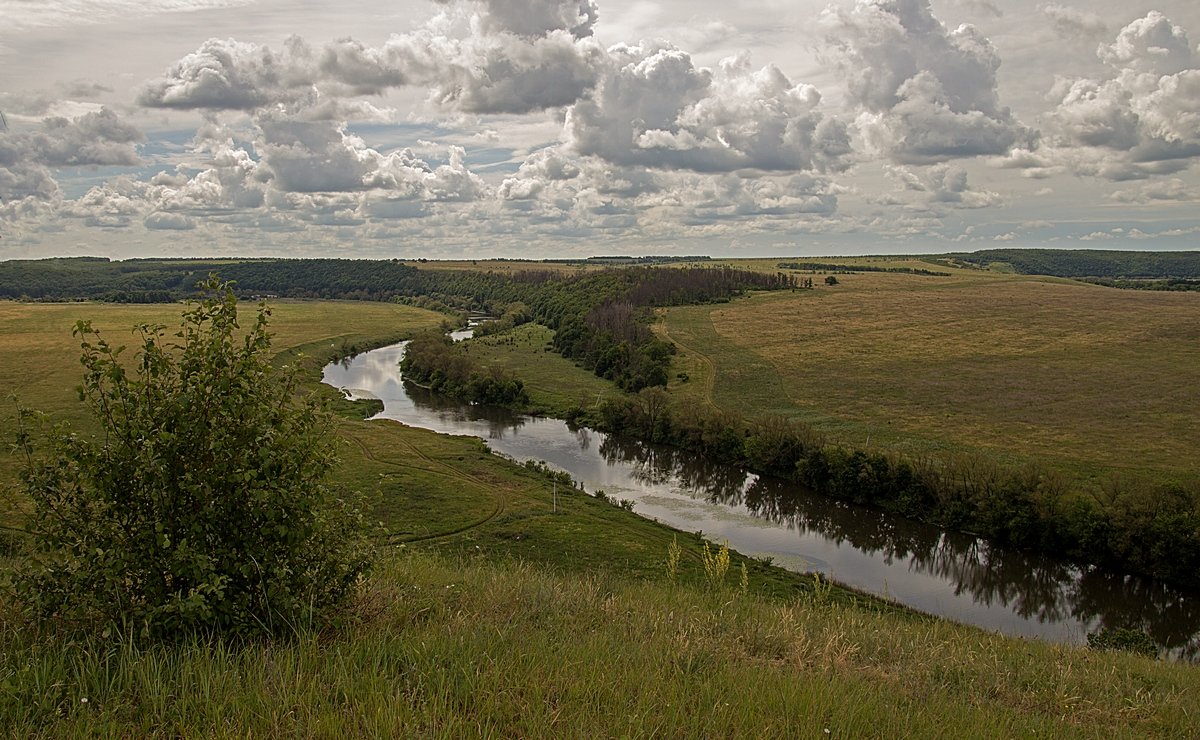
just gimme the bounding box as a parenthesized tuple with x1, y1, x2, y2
(653, 311, 719, 412)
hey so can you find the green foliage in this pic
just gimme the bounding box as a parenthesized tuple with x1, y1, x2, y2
(12, 278, 371, 638)
(1087, 627, 1158, 658)
(400, 330, 529, 406)
(590, 393, 1200, 589)
(776, 262, 950, 277)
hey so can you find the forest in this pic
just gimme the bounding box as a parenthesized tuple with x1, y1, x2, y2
(943, 249, 1200, 278)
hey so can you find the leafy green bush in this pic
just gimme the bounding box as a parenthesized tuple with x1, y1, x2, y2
(13, 278, 371, 638)
(1086, 627, 1158, 658)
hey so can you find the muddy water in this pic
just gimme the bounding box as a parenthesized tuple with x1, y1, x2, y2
(322, 340, 1200, 659)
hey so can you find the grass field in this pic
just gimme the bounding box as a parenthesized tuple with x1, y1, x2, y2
(6, 547, 1198, 737)
(2, 296, 1198, 736)
(0, 299, 447, 509)
(464, 323, 618, 416)
(658, 267, 1200, 483)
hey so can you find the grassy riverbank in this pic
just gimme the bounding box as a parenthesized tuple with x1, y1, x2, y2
(2, 299, 1198, 735)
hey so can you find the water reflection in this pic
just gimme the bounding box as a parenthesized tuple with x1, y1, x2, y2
(324, 341, 1200, 659)
(596, 434, 1200, 659)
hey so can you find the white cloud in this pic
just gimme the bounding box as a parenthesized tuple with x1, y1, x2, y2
(1098, 10, 1194, 75)
(887, 163, 1000, 209)
(144, 211, 197, 230)
(1108, 178, 1196, 203)
(1040, 4, 1108, 41)
(0, 108, 142, 208)
(434, 0, 599, 39)
(564, 44, 849, 173)
(138, 37, 320, 111)
(1046, 12, 1200, 180)
(821, 0, 1034, 164)
(1, 0, 254, 35)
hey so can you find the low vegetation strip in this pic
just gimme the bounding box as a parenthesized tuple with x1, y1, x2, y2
(777, 261, 951, 276)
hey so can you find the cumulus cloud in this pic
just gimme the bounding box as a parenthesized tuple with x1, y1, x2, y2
(138, 37, 319, 111)
(1046, 11, 1200, 180)
(0, 108, 142, 210)
(888, 163, 1000, 208)
(61, 177, 153, 228)
(565, 44, 849, 173)
(1108, 178, 1196, 203)
(821, 0, 1034, 163)
(140, 0, 605, 116)
(678, 173, 839, 222)
(1098, 11, 1193, 75)
(144, 211, 198, 230)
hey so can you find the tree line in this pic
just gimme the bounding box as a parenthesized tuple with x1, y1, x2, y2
(943, 249, 1200, 279)
(776, 262, 950, 277)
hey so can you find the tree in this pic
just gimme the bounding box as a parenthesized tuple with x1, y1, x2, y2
(14, 278, 371, 638)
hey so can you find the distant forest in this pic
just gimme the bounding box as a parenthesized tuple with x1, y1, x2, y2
(941, 249, 1200, 281)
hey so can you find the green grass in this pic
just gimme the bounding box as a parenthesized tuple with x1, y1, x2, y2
(658, 267, 1200, 484)
(3, 550, 1196, 737)
(463, 323, 619, 416)
(3, 298, 1198, 736)
(0, 299, 447, 517)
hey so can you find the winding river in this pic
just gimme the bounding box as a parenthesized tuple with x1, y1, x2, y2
(323, 334, 1200, 660)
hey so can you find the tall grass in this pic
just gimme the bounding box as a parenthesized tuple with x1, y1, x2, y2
(2, 551, 1195, 737)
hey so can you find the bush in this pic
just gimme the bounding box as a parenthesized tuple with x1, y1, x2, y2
(13, 278, 371, 639)
(1086, 627, 1158, 658)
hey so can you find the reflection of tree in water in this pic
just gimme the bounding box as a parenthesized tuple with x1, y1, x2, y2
(597, 433, 1200, 658)
(598, 435, 747, 499)
(571, 426, 593, 454)
(403, 381, 527, 439)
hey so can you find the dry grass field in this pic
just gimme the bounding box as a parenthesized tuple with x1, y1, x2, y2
(0, 299, 445, 491)
(660, 267, 1200, 482)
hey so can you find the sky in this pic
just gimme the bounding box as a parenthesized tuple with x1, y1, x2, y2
(1, 0, 1199, 260)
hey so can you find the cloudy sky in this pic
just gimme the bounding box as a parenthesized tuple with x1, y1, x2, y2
(2, 0, 1199, 259)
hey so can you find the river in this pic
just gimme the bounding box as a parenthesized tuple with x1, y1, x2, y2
(322, 335, 1200, 660)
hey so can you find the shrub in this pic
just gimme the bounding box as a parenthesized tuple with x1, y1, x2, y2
(1086, 627, 1158, 658)
(13, 278, 372, 639)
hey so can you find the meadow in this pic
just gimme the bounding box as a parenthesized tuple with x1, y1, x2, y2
(2, 295, 1198, 735)
(658, 264, 1200, 483)
(0, 299, 446, 491)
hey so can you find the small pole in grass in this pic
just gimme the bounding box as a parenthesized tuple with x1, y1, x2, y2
(553, 480, 557, 513)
